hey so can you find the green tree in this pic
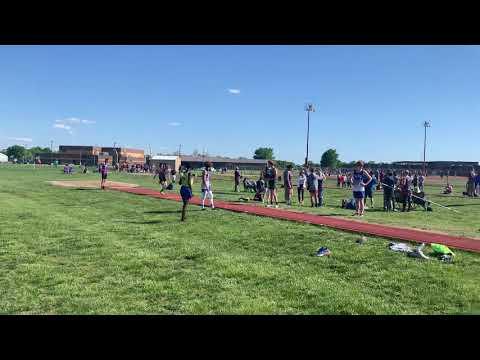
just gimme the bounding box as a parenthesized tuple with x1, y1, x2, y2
(6, 145, 26, 161)
(25, 146, 51, 160)
(320, 149, 339, 169)
(253, 147, 274, 160)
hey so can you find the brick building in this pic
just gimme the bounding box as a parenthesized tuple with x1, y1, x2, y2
(35, 146, 144, 166)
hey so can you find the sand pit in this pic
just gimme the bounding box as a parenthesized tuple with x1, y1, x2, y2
(49, 180, 139, 189)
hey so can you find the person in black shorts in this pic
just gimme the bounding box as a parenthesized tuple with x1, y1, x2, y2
(179, 166, 194, 221)
(265, 160, 278, 208)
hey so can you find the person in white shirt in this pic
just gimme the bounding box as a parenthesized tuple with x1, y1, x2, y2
(297, 169, 307, 206)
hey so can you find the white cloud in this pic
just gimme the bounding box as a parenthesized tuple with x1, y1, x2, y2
(53, 117, 94, 135)
(8, 137, 33, 143)
(56, 117, 96, 125)
(53, 123, 73, 134)
(53, 123, 71, 130)
(168, 122, 182, 127)
(228, 89, 240, 94)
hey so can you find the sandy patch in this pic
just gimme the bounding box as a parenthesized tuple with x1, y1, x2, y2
(49, 180, 139, 189)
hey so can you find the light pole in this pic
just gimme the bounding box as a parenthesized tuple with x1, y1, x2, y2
(50, 140, 53, 165)
(113, 142, 119, 169)
(423, 121, 430, 176)
(304, 103, 315, 167)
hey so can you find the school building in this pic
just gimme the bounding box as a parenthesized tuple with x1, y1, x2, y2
(179, 155, 266, 171)
(35, 145, 145, 166)
(390, 161, 479, 176)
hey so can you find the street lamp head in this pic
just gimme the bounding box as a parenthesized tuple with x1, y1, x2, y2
(305, 103, 315, 112)
(423, 121, 431, 128)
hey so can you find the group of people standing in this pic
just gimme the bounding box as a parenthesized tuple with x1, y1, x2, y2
(178, 162, 215, 221)
(465, 170, 480, 197)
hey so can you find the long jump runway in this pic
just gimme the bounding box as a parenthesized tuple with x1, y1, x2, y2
(109, 185, 480, 253)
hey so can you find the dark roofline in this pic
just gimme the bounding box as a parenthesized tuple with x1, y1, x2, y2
(180, 155, 265, 164)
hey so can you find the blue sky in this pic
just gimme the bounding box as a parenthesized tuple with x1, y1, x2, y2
(0, 45, 478, 164)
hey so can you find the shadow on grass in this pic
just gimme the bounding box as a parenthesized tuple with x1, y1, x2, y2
(144, 209, 202, 214)
(447, 203, 480, 207)
(73, 188, 101, 191)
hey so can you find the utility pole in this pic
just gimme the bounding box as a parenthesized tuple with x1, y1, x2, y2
(178, 144, 182, 157)
(50, 140, 53, 165)
(304, 103, 315, 167)
(113, 142, 119, 169)
(423, 121, 431, 176)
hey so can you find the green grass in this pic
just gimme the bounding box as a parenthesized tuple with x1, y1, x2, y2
(1, 165, 479, 314)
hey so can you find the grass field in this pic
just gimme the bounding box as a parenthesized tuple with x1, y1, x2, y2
(1, 165, 479, 314)
(89, 166, 480, 239)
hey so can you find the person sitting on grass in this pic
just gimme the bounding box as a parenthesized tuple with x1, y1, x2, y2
(254, 175, 266, 202)
(444, 183, 453, 194)
(341, 198, 356, 210)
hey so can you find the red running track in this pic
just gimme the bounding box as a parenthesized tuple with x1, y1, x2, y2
(109, 185, 480, 253)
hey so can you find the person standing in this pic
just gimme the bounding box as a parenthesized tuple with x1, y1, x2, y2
(158, 164, 168, 193)
(316, 168, 325, 207)
(283, 164, 293, 206)
(306, 168, 319, 207)
(234, 167, 241, 192)
(99, 158, 109, 190)
(401, 170, 413, 212)
(265, 160, 278, 208)
(383, 170, 395, 211)
(179, 166, 194, 221)
(350, 161, 372, 216)
(364, 171, 377, 208)
(412, 172, 419, 192)
(418, 173, 425, 192)
(475, 171, 480, 197)
(466, 170, 476, 197)
(201, 162, 215, 210)
(297, 169, 307, 206)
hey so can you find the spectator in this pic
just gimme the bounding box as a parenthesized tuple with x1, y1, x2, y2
(283, 164, 293, 206)
(297, 169, 307, 206)
(234, 167, 241, 192)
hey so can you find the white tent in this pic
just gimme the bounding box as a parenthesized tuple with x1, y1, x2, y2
(0, 153, 8, 163)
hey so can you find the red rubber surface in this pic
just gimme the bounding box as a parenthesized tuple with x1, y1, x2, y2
(109, 185, 480, 253)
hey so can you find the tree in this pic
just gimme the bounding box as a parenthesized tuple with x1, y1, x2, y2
(253, 147, 274, 160)
(275, 160, 295, 170)
(6, 145, 26, 161)
(320, 149, 339, 169)
(25, 146, 51, 160)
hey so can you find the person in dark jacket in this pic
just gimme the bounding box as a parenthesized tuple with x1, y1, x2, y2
(383, 170, 396, 211)
(234, 167, 241, 192)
